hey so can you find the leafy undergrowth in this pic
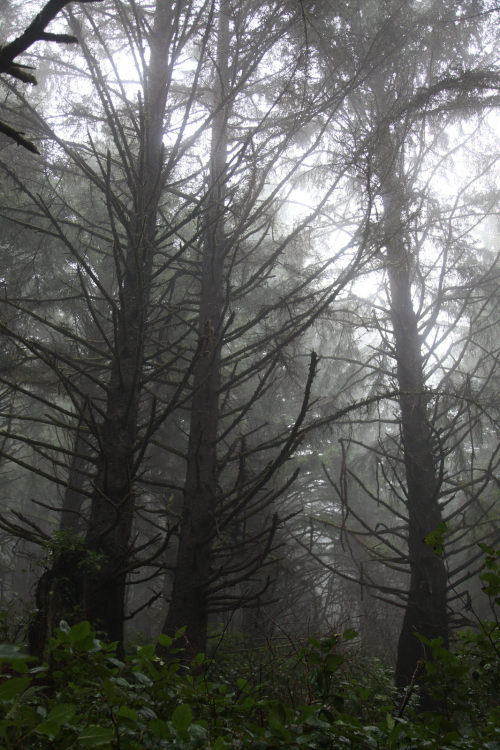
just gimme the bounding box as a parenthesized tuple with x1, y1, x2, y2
(0, 621, 497, 750)
(0, 545, 499, 749)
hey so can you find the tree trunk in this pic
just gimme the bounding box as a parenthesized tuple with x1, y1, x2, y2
(28, 405, 92, 658)
(161, 0, 230, 656)
(377, 125, 449, 691)
(82, 0, 173, 649)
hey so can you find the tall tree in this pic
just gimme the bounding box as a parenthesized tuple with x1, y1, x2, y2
(161, 0, 372, 654)
(296, 0, 500, 691)
(374, 109, 449, 688)
(162, 0, 231, 652)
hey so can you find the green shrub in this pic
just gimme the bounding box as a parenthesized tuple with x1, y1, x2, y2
(0, 544, 499, 748)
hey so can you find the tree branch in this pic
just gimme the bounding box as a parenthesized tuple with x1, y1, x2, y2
(0, 0, 104, 152)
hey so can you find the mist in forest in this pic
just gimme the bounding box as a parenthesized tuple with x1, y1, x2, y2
(0, 0, 499, 702)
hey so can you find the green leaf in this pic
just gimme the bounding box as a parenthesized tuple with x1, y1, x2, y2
(46, 703, 77, 724)
(342, 628, 358, 640)
(149, 718, 169, 738)
(106, 657, 125, 669)
(308, 637, 322, 649)
(236, 677, 250, 691)
(36, 706, 77, 739)
(116, 705, 138, 722)
(100, 677, 120, 703)
(479, 543, 495, 555)
(213, 737, 230, 750)
(268, 704, 293, 742)
(36, 722, 63, 738)
(0, 676, 31, 700)
(424, 522, 447, 555)
(268, 701, 293, 739)
(137, 644, 155, 660)
(325, 653, 344, 672)
(78, 724, 114, 747)
(171, 703, 192, 733)
(133, 671, 152, 686)
(69, 621, 92, 643)
(297, 705, 317, 723)
(157, 633, 172, 648)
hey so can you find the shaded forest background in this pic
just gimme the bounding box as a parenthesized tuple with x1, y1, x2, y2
(0, 0, 500, 698)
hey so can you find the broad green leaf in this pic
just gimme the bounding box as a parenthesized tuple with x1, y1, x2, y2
(37, 709, 77, 739)
(78, 724, 114, 747)
(116, 705, 138, 721)
(171, 703, 192, 733)
(149, 718, 169, 739)
(69, 621, 91, 642)
(297, 705, 317, 722)
(268, 705, 293, 743)
(36, 722, 63, 738)
(100, 677, 120, 703)
(157, 633, 172, 648)
(137, 644, 155, 660)
(133, 671, 152, 686)
(0, 676, 31, 700)
(106, 657, 125, 669)
(46, 703, 77, 724)
(268, 702, 287, 726)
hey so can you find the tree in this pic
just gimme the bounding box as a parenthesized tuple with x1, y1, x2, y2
(161, 0, 376, 654)
(293, 0, 500, 693)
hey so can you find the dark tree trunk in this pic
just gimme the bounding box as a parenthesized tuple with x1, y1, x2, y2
(28, 544, 87, 660)
(161, 0, 230, 656)
(28, 407, 93, 658)
(377, 125, 448, 691)
(81, 0, 173, 650)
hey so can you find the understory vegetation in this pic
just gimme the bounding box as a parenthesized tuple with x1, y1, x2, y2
(1, 544, 499, 749)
